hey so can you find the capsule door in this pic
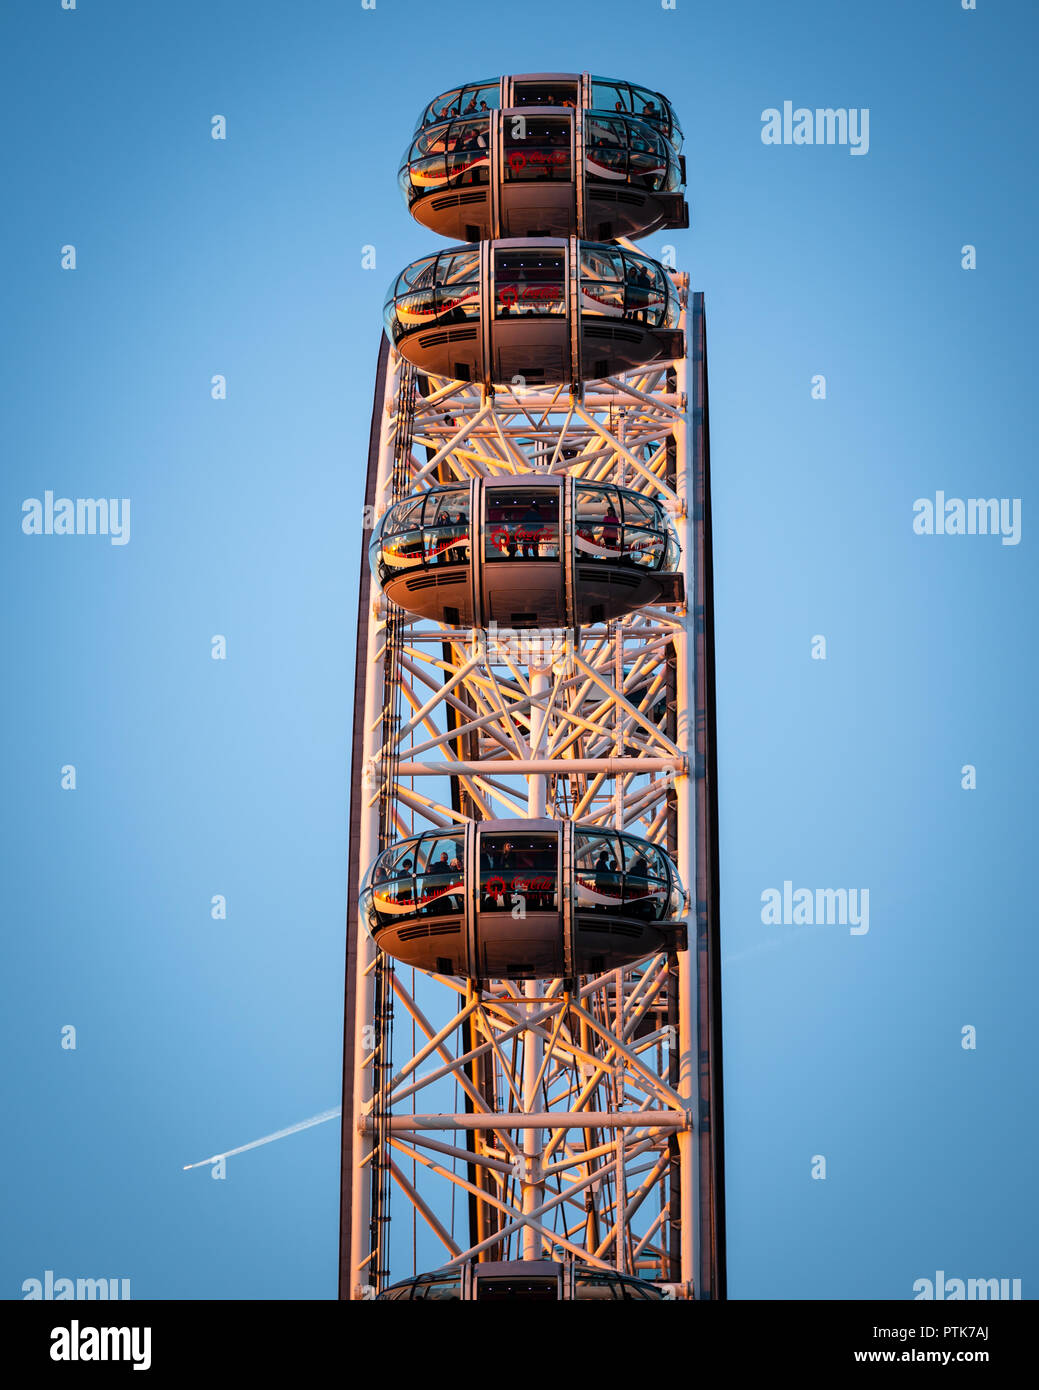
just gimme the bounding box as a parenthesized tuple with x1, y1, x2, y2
(474, 826, 563, 979)
(480, 480, 566, 629)
(497, 110, 576, 239)
(489, 242, 571, 385)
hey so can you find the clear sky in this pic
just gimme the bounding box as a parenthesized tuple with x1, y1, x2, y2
(2, 0, 1036, 1300)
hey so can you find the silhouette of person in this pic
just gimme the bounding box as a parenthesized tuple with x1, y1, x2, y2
(398, 858, 414, 906)
(521, 498, 544, 558)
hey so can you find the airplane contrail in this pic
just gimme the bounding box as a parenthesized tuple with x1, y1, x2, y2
(182, 1106, 342, 1170)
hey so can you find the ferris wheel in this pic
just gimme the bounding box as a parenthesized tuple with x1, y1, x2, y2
(339, 71, 724, 1303)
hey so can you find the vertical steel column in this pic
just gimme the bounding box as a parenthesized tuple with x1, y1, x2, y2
(690, 292, 726, 1300)
(521, 978, 544, 1261)
(671, 292, 699, 1294)
(343, 345, 399, 1299)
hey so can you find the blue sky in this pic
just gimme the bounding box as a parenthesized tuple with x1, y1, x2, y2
(1, 0, 1036, 1299)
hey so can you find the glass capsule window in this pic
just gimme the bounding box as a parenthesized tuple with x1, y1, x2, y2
(401, 107, 677, 205)
(373, 488, 471, 583)
(630, 86, 664, 124)
(410, 1276, 463, 1301)
(584, 115, 679, 193)
(393, 256, 438, 296)
(573, 831, 680, 921)
(419, 82, 500, 128)
(399, 117, 491, 204)
(437, 249, 481, 316)
(385, 496, 425, 534)
(573, 484, 678, 571)
(363, 832, 466, 929)
(493, 248, 566, 318)
(386, 242, 677, 343)
(574, 1271, 661, 1300)
(579, 244, 623, 281)
(384, 250, 481, 344)
(373, 479, 675, 580)
(622, 257, 669, 328)
(583, 114, 627, 182)
(479, 832, 558, 914)
(590, 80, 633, 116)
(503, 116, 571, 182)
(578, 243, 678, 330)
(484, 487, 560, 563)
(512, 78, 580, 108)
(363, 827, 680, 930)
(417, 77, 680, 145)
(590, 76, 682, 147)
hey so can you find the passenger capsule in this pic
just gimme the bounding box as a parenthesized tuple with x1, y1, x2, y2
(400, 90, 687, 242)
(377, 1258, 669, 1301)
(383, 239, 683, 387)
(359, 819, 687, 981)
(370, 476, 683, 629)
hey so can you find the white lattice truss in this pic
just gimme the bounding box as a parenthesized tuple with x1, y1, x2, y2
(349, 286, 701, 1296)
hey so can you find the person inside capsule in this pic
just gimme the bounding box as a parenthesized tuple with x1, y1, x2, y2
(486, 489, 560, 562)
(625, 259, 654, 324)
(520, 496, 545, 558)
(601, 503, 620, 549)
(486, 497, 517, 558)
(480, 840, 511, 910)
(397, 858, 414, 906)
(425, 493, 468, 568)
(371, 848, 415, 909)
(512, 838, 553, 911)
(495, 250, 565, 318)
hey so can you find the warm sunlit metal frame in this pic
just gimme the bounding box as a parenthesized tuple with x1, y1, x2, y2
(339, 286, 722, 1301)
